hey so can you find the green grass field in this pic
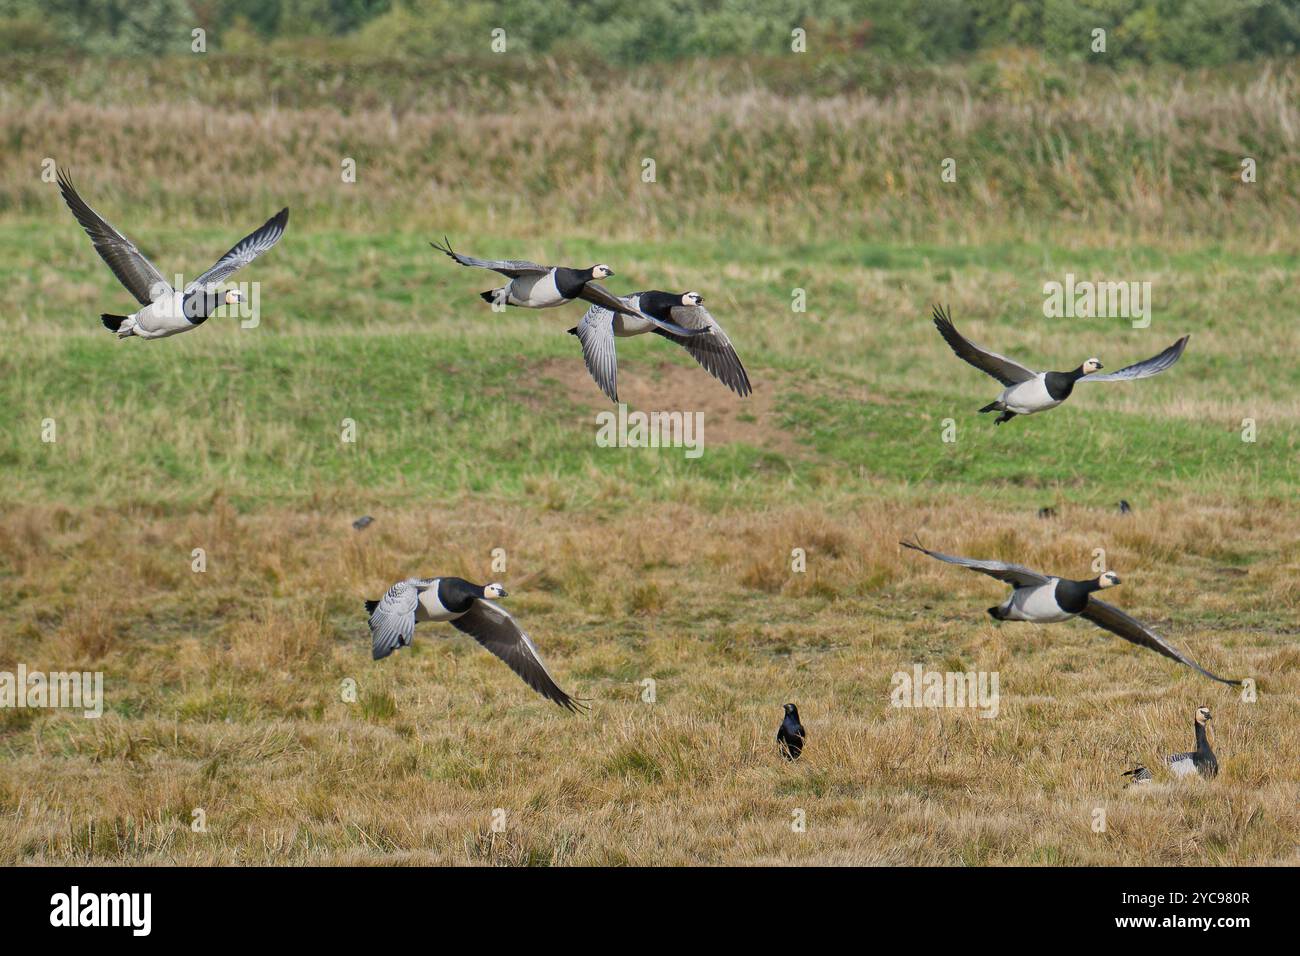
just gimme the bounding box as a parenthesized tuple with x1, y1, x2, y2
(0, 53, 1297, 865)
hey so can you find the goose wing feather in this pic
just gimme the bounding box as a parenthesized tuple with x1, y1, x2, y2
(186, 208, 289, 293)
(1079, 597, 1241, 685)
(429, 237, 548, 277)
(901, 540, 1050, 587)
(571, 304, 620, 402)
(654, 303, 752, 397)
(57, 167, 171, 306)
(931, 305, 1037, 386)
(1078, 335, 1190, 383)
(367, 579, 426, 660)
(450, 601, 585, 712)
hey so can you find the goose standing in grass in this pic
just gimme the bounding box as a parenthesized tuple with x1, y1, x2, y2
(777, 703, 806, 760)
(57, 168, 288, 339)
(430, 237, 706, 336)
(900, 542, 1241, 686)
(364, 576, 584, 712)
(930, 305, 1189, 424)
(1123, 706, 1219, 782)
(569, 291, 751, 401)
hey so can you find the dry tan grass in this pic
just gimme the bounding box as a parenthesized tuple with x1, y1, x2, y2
(1, 53, 1296, 867)
(0, 497, 1295, 865)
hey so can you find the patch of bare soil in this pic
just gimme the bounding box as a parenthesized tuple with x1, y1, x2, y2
(532, 356, 805, 458)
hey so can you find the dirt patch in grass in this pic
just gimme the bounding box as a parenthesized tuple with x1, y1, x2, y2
(531, 356, 807, 458)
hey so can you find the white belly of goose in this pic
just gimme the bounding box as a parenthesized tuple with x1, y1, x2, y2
(507, 270, 565, 308)
(999, 375, 1060, 415)
(415, 580, 466, 622)
(1001, 580, 1075, 623)
(134, 291, 195, 339)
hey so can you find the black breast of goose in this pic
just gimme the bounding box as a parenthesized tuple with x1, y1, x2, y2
(363, 576, 585, 712)
(900, 541, 1242, 686)
(552, 266, 608, 301)
(1044, 573, 1122, 618)
(411, 576, 498, 622)
(1041, 368, 1090, 404)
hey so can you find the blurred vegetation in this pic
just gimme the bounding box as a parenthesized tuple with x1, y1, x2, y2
(0, 0, 1298, 64)
(2, 51, 1296, 247)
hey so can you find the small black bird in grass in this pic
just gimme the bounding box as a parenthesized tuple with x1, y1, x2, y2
(352, 515, 374, 530)
(777, 703, 805, 760)
(1118, 500, 1133, 515)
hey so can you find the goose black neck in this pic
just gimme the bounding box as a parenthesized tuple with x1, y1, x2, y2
(637, 290, 679, 319)
(181, 289, 221, 325)
(1054, 577, 1102, 614)
(438, 577, 485, 613)
(1195, 721, 1212, 754)
(1043, 369, 1082, 401)
(553, 267, 592, 299)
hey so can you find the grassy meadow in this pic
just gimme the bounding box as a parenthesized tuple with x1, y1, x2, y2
(0, 52, 1297, 865)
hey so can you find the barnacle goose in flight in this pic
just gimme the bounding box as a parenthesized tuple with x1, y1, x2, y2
(364, 576, 585, 712)
(57, 168, 287, 339)
(930, 305, 1189, 424)
(568, 291, 751, 401)
(430, 237, 707, 337)
(901, 541, 1241, 686)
